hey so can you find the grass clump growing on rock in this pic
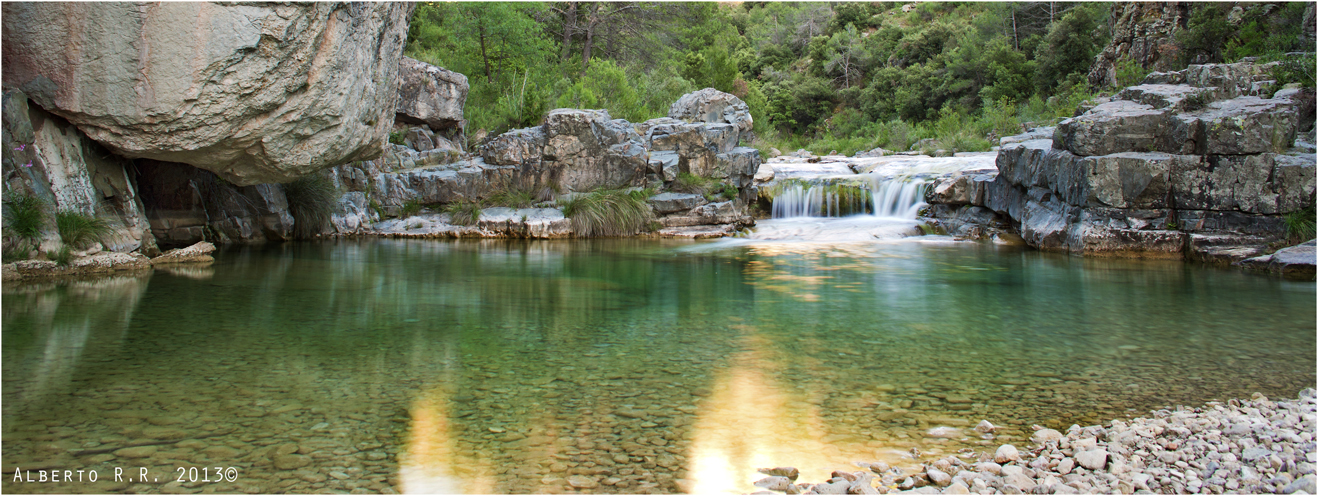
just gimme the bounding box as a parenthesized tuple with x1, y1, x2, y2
(55, 210, 109, 249)
(1284, 206, 1316, 243)
(444, 200, 483, 226)
(3, 192, 46, 247)
(559, 189, 655, 237)
(283, 174, 338, 239)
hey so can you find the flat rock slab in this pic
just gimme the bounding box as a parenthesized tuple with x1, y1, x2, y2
(1239, 239, 1317, 280)
(647, 192, 707, 215)
(658, 224, 738, 238)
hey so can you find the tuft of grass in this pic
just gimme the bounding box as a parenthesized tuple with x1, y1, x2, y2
(1284, 206, 1316, 243)
(444, 200, 483, 226)
(283, 174, 338, 239)
(559, 189, 655, 237)
(400, 198, 425, 218)
(488, 187, 537, 209)
(2, 240, 34, 263)
(3, 192, 46, 243)
(55, 210, 109, 249)
(51, 245, 72, 266)
(671, 172, 716, 195)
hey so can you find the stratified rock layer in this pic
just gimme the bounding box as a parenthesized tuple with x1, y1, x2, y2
(926, 61, 1315, 262)
(1, 2, 414, 186)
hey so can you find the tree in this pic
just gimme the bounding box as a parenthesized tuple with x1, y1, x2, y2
(824, 24, 867, 89)
(1035, 5, 1103, 93)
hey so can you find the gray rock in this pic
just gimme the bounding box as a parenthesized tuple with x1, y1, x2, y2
(755, 476, 793, 491)
(1239, 240, 1317, 280)
(758, 467, 801, 481)
(1283, 475, 1316, 494)
(151, 241, 215, 265)
(396, 57, 468, 133)
(995, 445, 1021, 464)
(925, 468, 952, 487)
(3, 2, 414, 185)
(1055, 101, 1171, 157)
(1031, 429, 1064, 444)
(668, 88, 754, 138)
(648, 193, 708, 215)
(1075, 449, 1109, 471)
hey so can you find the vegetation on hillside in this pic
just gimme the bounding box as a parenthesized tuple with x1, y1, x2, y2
(407, 2, 1313, 156)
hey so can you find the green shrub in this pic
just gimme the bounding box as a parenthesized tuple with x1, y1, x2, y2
(1284, 206, 1316, 243)
(283, 174, 338, 239)
(55, 210, 109, 249)
(389, 130, 406, 146)
(672, 173, 717, 196)
(1114, 56, 1149, 89)
(3, 192, 46, 243)
(559, 189, 655, 237)
(444, 200, 482, 226)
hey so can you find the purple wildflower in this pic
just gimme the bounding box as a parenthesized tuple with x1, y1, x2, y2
(22, 161, 32, 168)
(13, 144, 26, 151)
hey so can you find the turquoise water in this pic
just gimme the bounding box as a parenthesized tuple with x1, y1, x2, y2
(3, 237, 1314, 494)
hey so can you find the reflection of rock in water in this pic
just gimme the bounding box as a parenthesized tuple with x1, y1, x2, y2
(157, 263, 216, 280)
(2, 273, 151, 410)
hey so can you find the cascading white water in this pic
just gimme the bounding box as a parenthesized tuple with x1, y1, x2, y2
(869, 176, 930, 218)
(770, 176, 930, 220)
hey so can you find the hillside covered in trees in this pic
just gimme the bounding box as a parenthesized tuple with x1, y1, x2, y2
(407, 2, 1315, 155)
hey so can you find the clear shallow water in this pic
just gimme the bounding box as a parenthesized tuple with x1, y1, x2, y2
(3, 238, 1314, 494)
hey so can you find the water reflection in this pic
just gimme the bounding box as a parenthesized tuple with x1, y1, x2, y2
(0, 239, 1313, 495)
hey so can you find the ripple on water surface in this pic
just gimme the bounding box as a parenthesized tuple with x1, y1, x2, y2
(2, 239, 1313, 494)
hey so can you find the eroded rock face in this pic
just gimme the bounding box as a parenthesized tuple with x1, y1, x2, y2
(135, 160, 294, 246)
(2, 91, 157, 255)
(396, 57, 469, 134)
(668, 88, 753, 138)
(1, 2, 414, 186)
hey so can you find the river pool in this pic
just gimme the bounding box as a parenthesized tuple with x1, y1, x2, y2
(2, 234, 1314, 494)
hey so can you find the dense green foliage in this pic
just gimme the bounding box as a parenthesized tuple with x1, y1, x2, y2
(55, 210, 109, 249)
(407, 2, 1312, 155)
(284, 174, 339, 239)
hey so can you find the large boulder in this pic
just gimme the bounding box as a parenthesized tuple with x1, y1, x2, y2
(668, 88, 753, 144)
(396, 57, 469, 134)
(541, 109, 648, 192)
(1, 2, 414, 186)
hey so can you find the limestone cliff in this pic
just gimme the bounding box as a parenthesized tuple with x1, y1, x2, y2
(2, 2, 414, 186)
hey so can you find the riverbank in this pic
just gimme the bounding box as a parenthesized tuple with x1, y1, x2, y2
(752, 389, 1317, 495)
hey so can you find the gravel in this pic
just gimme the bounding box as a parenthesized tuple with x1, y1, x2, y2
(753, 389, 1317, 494)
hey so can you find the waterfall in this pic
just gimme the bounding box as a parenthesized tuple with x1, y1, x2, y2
(869, 176, 930, 219)
(769, 176, 930, 219)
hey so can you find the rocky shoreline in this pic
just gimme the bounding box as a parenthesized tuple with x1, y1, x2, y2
(752, 390, 1317, 495)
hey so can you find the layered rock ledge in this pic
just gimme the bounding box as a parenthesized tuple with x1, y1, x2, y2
(924, 60, 1316, 278)
(753, 389, 1317, 495)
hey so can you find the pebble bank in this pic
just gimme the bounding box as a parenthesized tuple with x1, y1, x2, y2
(754, 389, 1317, 495)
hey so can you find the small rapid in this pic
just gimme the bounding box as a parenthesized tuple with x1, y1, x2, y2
(767, 175, 931, 220)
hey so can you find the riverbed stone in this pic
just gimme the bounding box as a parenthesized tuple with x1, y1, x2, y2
(995, 445, 1021, 464)
(1075, 449, 1109, 471)
(114, 446, 158, 459)
(273, 454, 311, 470)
